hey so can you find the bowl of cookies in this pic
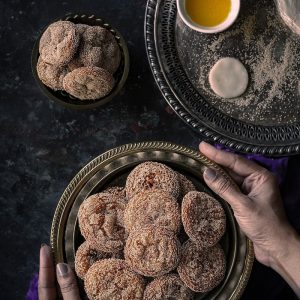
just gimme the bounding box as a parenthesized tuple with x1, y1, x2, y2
(51, 141, 254, 299)
(32, 14, 129, 109)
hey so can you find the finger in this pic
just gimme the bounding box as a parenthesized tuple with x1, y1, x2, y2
(224, 168, 244, 186)
(38, 244, 56, 300)
(56, 263, 81, 300)
(199, 141, 265, 177)
(203, 167, 252, 212)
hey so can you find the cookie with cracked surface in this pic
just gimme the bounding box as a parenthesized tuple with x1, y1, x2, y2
(79, 26, 121, 73)
(74, 241, 122, 280)
(39, 20, 79, 66)
(182, 191, 226, 247)
(36, 57, 68, 90)
(67, 24, 90, 71)
(125, 162, 180, 200)
(78, 192, 126, 252)
(124, 190, 181, 233)
(143, 274, 194, 300)
(63, 66, 114, 100)
(84, 259, 145, 300)
(76, 23, 90, 35)
(103, 186, 126, 201)
(177, 240, 226, 293)
(124, 226, 181, 277)
(67, 56, 84, 71)
(177, 173, 196, 197)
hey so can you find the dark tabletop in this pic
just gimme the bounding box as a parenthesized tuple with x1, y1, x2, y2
(0, 0, 200, 298)
(0, 0, 298, 299)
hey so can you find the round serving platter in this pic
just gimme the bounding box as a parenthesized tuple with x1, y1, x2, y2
(51, 141, 254, 300)
(145, 0, 300, 156)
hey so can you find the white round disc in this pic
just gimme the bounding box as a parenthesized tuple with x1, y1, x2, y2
(209, 57, 249, 99)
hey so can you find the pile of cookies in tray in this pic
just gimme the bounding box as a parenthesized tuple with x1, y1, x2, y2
(75, 161, 227, 299)
(37, 20, 120, 100)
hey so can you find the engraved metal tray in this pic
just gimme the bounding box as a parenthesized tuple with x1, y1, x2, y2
(51, 141, 254, 300)
(145, 0, 300, 156)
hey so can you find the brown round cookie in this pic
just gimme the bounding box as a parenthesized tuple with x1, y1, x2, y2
(63, 66, 115, 100)
(177, 240, 226, 293)
(39, 21, 79, 66)
(79, 26, 121, 73)
(76, 23, 90, 35)
(78, 192, 126, 252)
(67, 56, 84, 71)
(177, 173, 196, 197)
(36, 57, 67, 90)
(125, 162, 181, 200)
(143, 274, 194, 300)
(74, 241, 122, 280)
(124, 190, 181, 233)
(103, 186, 126, 200)
(182, 191, 226, 247)
(67, 24, 90, 71)
(124, 226, 181, 277)
(84, 259, 145, 300)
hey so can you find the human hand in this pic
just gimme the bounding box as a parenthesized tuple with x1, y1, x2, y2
(199, 142, 295, 268)
(38, 244, 81, 300)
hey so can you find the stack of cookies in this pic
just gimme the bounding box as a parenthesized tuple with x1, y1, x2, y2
(37, 20, 120, 100)
(76, 161, 227, 300)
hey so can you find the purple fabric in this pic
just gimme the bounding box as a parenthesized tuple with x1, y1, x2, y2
(243, 155, 288, 185)
(25, 273, 38, 300)
(215, 144, 289, 185)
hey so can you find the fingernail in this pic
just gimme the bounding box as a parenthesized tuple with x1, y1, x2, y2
(40, 244, 52, 257)
(57, 263, 69, 277)
(204, 168, 217, 181)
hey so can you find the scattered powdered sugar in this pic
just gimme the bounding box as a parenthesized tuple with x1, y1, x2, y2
(176, 0, 300, 125)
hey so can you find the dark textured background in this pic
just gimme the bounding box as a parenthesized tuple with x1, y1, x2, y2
(0, 1, 199, 298)
(0, 0, 298, 299)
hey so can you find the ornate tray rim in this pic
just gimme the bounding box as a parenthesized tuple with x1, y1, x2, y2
(50, 141, 254, 300)
(144, 0, 300, 156)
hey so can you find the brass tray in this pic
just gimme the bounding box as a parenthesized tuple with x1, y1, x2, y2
(51, 141, 254, 299)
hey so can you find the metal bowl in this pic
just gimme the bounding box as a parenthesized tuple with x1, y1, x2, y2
(50, 141, 254, 300)
(31, 13, 129, 109)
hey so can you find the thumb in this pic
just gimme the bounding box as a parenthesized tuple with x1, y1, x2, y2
(203, 167, 249, 212)
(56, 263, 81, 300)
